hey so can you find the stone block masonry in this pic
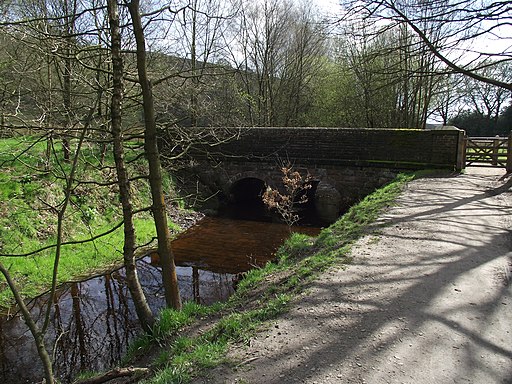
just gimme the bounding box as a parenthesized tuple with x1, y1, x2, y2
(205, 127, 464, 170)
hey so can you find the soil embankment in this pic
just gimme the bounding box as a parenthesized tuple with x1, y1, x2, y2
(195, 168, 512, 384)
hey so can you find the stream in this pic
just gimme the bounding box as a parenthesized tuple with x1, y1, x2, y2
(0, 217, 319, 383)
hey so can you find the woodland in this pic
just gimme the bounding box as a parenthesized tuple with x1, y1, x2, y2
(0, 0, 511, 383)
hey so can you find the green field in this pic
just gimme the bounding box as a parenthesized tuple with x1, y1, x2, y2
(0, 136, 168, 308)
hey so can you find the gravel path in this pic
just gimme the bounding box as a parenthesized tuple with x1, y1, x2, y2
(194, 168, 512, 384)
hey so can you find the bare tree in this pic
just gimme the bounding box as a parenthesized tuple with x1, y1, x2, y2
(426, 73, 463, 125)
(0, 105, 95, 384)
(177, 0, 233, 126)
(126, 0, 182, 310)
(461, 62, 512, 127)
(334, 9, 445, 129)
(343, 0, 512, 91)
(0, 2, 160, 378)
(227, 0, 327, 126)
(262, 163, 311, 227)
(108, 0, 154, 330)
(274, 1, 326, 126)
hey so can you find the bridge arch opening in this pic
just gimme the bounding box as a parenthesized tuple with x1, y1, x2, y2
(230, 177, 266, 204)
(220, 177, 268, 221)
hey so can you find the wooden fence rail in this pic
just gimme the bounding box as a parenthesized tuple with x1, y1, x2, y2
(464, 134, 512, 172)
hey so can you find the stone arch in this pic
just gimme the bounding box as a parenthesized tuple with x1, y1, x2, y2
(226, 168, 275, 189)
(223, 177, 270, 221)
(229, 177, 267, 204)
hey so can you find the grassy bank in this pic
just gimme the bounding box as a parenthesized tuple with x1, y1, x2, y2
(0, 136, 163, 308)
(120, 173, 414, 384)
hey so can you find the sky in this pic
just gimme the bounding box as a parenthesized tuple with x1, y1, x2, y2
(313, 0, 341, 17)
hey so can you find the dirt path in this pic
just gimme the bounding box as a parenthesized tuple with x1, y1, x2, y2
(194, 168, 512, 384)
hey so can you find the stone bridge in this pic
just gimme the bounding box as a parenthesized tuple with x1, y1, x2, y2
(170, 127, 465, 223)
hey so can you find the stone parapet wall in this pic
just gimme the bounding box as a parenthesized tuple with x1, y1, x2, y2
(198, 127, 464, 170)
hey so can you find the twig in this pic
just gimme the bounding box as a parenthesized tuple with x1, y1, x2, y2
(74, 367, 150, 384)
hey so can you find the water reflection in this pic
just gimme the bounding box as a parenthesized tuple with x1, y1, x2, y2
(171, 217, 319, 274)
(0, 217, 319, 383)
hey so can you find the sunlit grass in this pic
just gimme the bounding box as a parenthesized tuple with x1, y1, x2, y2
(124, 301, 223, 364)
(141, 294, 292, 384)
(0, 136, 167, 308)
(0, 217, 158, 308)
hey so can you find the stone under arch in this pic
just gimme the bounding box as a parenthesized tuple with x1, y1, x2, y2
(313, 181, 342, 224)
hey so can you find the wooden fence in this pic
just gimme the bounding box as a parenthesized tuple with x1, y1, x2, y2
(464, 134, 512, 172)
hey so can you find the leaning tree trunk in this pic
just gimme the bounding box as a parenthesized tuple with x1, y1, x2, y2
(107, 0, 155, 330)
(127, 0, 182, 310)
(0, 264, 55, 384)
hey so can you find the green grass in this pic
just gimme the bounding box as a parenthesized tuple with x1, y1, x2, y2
(135, 172, 414, 384)
(124, 301, 223, 364)
(0, 136, 169, 308)
(138, 293, 292, 384)
(0, 218, 158, 306)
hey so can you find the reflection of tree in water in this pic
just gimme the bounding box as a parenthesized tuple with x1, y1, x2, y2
(187, 267, 235, 305)
(144, 256, 236, 305)
(50, 276, 138, 383)
(105, 274, 126, 367)
(0, 189, 321, 382)
(66, 284, 90, 376)
(0, 249, 266, 382)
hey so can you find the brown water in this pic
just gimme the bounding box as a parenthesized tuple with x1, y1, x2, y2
(0, 217, 319, 384)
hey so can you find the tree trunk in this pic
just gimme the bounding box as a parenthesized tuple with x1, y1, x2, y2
(62, 0, 73, 163)
(107, 0, 155, 330)
(190, 0, 198, 127)
(0, 263, 55, 384)
(127, 0, 182, 310)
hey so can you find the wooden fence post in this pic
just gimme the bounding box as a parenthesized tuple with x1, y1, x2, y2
(506, 132, 512, 173)
(456, 130, 466, 172)
(492, 135, 500, 166)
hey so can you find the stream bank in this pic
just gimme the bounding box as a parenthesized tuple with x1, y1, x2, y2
(0, 213, 318, 383)
(2, 168, 415, 383)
